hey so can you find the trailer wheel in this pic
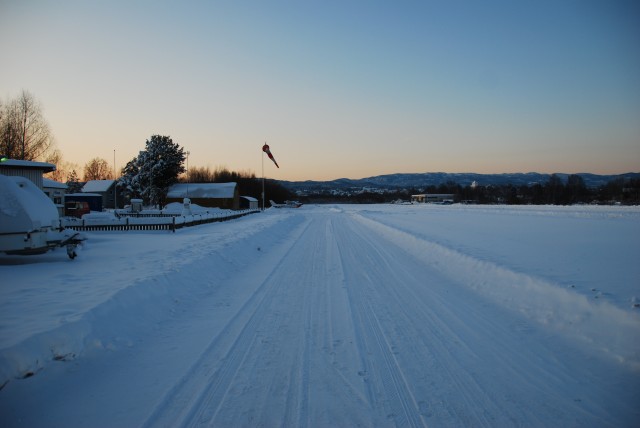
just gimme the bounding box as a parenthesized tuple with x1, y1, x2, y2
(66, 245, 77, 259)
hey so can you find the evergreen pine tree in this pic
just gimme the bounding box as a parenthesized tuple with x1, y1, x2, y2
(66, 170, 83, 193)
(117, 135, 185, 208)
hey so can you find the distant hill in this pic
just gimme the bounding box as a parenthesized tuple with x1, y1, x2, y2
(279, 172, 640, 193)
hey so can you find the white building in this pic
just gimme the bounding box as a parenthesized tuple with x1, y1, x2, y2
(166, 182, 239, 210)
(43, 178, 67, 216)
(82, 180, 118, 209)
(240, 196, 259, 210)
(411, 194, 455, 204)
(0, 159, 55, 190)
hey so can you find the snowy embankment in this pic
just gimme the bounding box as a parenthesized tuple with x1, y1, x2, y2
(353, 206, 640, 369)
(0, 204, 639, 426)
(0, 209, 292, 385)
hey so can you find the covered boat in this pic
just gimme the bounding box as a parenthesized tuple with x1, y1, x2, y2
(0, 174, 84, 258)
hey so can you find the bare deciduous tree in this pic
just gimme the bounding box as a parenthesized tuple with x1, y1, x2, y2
(84, 157, 113, 181)
(44, 149, 64, 181)
(0, 90, 55, 161)
(184, 165, 215, 183)
(45, 156, 81, 184)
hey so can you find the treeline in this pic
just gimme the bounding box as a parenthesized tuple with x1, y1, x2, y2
(452, 175, 640, 205)
(301, 174, 640, 205)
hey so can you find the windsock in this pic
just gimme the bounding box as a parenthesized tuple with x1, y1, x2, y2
(262, 143, 279, 168)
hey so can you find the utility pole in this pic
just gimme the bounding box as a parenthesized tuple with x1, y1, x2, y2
(113, 149, 117, 210)
(186, 150, 190, 198)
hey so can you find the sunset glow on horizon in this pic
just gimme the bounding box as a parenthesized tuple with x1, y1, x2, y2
(1, 0, 638, 181)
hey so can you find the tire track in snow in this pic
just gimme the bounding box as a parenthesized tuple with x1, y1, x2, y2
(141, 216, 314, 428)
(277, 213, 373, 427)
(143, 211, 373, 427)
(333, 215, 428, 427)
(360, 297, 427, 427)
(280, 219, 318, 428)
(312, 215, 376, 422)
(343, 226, 508, 425)
(335, 214, 514, 425)
(332, 211, 621, 426)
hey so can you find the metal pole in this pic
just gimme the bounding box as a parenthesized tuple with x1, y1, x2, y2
(113, 149, 117, 209)
(261, 143, 265, 211)
(186, 151, 190, 198)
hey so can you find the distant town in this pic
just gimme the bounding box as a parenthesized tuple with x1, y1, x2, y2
(281, 172, 640, 205)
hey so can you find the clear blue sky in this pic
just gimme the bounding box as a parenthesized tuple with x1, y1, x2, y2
(1, 0, 638, 181)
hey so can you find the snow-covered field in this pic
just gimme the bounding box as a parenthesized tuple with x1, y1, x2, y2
(1, 203, 639, 427)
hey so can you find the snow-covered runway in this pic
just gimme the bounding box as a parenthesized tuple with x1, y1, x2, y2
(1, 204, 639, 426)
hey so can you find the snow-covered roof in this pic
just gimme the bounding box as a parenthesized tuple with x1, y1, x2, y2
(66, 192, 101, 197)
(82, 180, 115, 193)
(43, 178, 67, 189)
(0, 159, 56, 171)
(240, 196, 258, 202)
(167, 182, 237, 199)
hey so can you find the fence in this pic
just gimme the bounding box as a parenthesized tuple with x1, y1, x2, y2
(62, 209, 259, 232)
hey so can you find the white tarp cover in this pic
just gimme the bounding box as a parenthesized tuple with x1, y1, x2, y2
(0, 175, 58, 234)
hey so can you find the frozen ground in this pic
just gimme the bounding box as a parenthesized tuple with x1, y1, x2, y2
(0, 204, 639, 427)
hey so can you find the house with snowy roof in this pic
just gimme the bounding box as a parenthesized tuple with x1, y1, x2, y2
(80, 180, 120, 209)
(166, 182, 239, 210)
(43, 178, 67, 216)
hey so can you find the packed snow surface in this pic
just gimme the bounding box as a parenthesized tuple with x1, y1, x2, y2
(1, 204, 639, 427)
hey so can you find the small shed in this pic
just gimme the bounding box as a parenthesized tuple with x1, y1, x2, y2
(82, 180, 120, 209)
(240, 196, 259, 210)
(166, 182, 239, 210)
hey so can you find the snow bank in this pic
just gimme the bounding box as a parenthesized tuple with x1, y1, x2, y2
(352, 211, 640, 369)
(0, 210, 300, 385)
